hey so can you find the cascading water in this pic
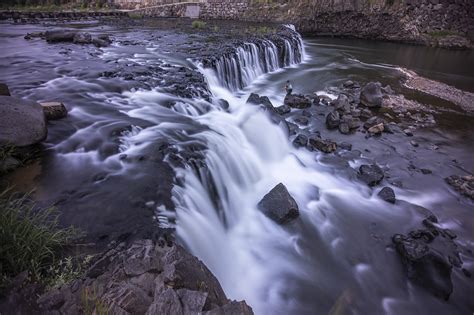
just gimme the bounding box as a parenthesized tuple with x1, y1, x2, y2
(211, 26, 305, 91)
(168, 26, 397, 314)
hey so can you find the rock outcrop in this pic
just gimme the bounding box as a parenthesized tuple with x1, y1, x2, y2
(257, 183, 299, 224)
(0, 96, 47, 147)
(35, 240, 253, 315)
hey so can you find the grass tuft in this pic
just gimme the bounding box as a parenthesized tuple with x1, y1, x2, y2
(0, 188, 77, 289)
(191, 20, 207, 29)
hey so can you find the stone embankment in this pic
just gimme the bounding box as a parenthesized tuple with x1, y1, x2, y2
(0, 10, 127, 22)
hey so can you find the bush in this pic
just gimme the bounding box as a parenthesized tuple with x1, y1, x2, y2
(0, 188, 76, 288)
(191, 20, 207, 29)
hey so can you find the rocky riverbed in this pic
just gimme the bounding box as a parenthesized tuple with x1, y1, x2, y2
(1, 16, 473, 315)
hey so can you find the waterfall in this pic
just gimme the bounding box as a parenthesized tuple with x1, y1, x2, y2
(209, 25, 305, 91)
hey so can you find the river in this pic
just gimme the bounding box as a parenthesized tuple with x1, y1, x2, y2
(0, 20, 473, 315)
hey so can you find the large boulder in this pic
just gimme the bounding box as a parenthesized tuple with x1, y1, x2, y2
(284, 94, 311, 109)
(333, 94, 351, 113)
(246, 93, 273, 109)
(0, 96, 47, 147)
(393, 219, 463, 301)
(257, 183, 299, 224)
(378, 187, 396, 203)
(360, 82, 383, 108)
(358, 164, 384, 187)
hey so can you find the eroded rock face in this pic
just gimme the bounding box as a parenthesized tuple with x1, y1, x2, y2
(307, 136, 337, 153)
(393, 218, 463, 301)
(0, 96, 47, 147)
(36, 240, 253, 315)
(257, 183, 299, 224)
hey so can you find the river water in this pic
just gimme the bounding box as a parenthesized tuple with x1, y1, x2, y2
(1, 21, 473, 315)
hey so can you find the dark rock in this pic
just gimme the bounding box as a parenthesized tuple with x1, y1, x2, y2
(246, 93, 273, 109)
(392, 221, 463, 301)
(40, 101, 68, 120)
(358, 164, 384, 186)
(410, 140, 419, 147)
(275, 105, 291, 115)
(44, 30, 76, 43)
(382, 85, 395, 95)
(284, 94, 311, 109)
(292, 134, 308, 148)
(341, 115, 360, 130)
(326, 111, 340, 129)
(404, 129, 414, 137)
(217, 99, 229, 110)
(0, 82, 11, 96)
(360, 82, 383, 108)
(339, 142, 352, 151)
(257, 183, 299, 224)
(363, 116, 384, 130)
(339, 122, 350, 134)
(421, 169, 432, 175)
(285, 121, 299, 136)
(378, 187, 396, 203)
(0, 96, 47, 147)
(72, 32, 92, 44)
(0, 157, 21, 174)
(445, 175, 474, 199)
(302, 109, 312, 117)
(294, 116, 309, 125)
(333, 94, 351, 113)
(203, 301, 254, 315)
(307, 136, 337, 153)
(360, 108, 372, 119)
(92, 38, 111, 48)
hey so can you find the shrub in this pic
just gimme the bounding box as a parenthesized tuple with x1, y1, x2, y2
(191, 20, 207, 29)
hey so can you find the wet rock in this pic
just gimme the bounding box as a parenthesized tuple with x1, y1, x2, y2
(307, 136, 337, 153)
(292, 134, 308, 148)
(392, 221, 463, 301)
(73, 32, 92, 44)
(203, 300, 254, 315)
(378, 187, 396, 203)
(326, 111, 340, 129)
(368, 123, 384, 135)
(404, 129, 414, 137)
(257, 183, 299, 224)
(40, 101, 68, 120)
(217, 99, 229, 110)
(0, 96, 47, 147)
(284, 94, 311, 109)
(421, 169, 432, 175)
(275, 104, 291, 115)
(44, 30, 76, 43)
(358, 164, 384, 187)
(445, 175, 474, 199)
(363, 116, 384, 130)
(35, 240, 253, 314)
(333, 94, 351, 113)
(339, 142, 352, 151)
(339, 122, 350, 134)
(382, 85, 395, 95)
(246, 93, 273, 108)
(360, 82, 383, 108)
(285, 121, 299, 136)
(360, 108, 372, 119)
(302, 109, 312, 117)
(410, 140, 419, 147)
(0, 82, 11, 96)
(341, 115, 360, 130)
(294, 116, 309, 125)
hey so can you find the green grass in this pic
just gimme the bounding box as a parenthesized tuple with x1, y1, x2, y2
(0, 188, 77, 289)
(191, 20, 207, 29)
(428, 30, 458, 38)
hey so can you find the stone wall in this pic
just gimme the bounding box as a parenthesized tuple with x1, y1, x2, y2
(200, 0, 249, 20)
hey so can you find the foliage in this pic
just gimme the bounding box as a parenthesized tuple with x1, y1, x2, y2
(429, 30, 458, 37)
(81, 286, 109, 315)
(191, 20, 207, 29)
(44, 255, 93, 290)
(0, 188, 77, 288)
